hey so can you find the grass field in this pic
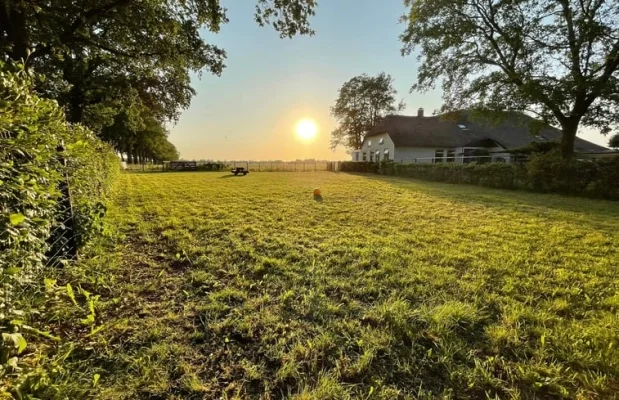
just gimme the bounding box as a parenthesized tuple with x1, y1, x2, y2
(35, 172, 619, 399)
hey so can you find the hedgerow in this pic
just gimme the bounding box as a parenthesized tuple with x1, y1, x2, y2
(0, 63, 119, 395)
(341, 154, 619, 199)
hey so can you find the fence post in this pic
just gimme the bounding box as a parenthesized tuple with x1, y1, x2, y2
(56, 142, 78, 261)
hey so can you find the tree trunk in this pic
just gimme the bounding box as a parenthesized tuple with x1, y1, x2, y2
(560, 120, 578, 158)
(66, 85, 85, 123)
(0, 5, 29, 61)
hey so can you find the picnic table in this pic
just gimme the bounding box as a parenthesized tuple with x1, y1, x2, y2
(231, 167, 249, 176)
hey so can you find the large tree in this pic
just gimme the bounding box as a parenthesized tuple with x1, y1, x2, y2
(401, 0, 619, 157)
(331, 73, 405, 151)
(609, 134, 619, 149)
(0, 0, 316, 128)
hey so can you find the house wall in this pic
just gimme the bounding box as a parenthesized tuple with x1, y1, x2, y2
(394, 147, 437, 163)
(393, 146, 513, 164)
(359, 133, 395, 162)
(355, 138, 514, 164)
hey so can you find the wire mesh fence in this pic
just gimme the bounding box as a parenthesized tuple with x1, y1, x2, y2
(45, 144, 80, 266)
(122, 160, 339, 172)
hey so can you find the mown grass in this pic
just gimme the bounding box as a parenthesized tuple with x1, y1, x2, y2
(25, 172, 619, 399)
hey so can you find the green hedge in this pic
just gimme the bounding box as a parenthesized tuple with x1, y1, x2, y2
(341, 153, 619, 199)
(196, 162, 226, 171)
(0, 64, 119, 384)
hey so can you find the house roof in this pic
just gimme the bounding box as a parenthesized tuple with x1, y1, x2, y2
(365, 112, 610, 153)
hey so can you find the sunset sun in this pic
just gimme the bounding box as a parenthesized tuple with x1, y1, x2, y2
(295, 119, 318, 141)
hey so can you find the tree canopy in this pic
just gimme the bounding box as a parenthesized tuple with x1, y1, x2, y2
(609, 134, 619, 149)
(401, 0, 619, 157)
(0, 0, 317, 160)
(331, 73, 405, 151)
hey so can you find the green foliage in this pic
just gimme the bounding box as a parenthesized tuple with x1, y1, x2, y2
(401, 0, 619, 156)
(195, 162, 226, 171)
(341, 156, 619, 199)
(31, 172, 617, 398)
(0, 63, 119, 392)
(340, 161, 379, 174)
(0, 0, 317, 161)
(331, 73, 405, 151)
(609, 134, 619, 149)
(527, 151, 619, 198)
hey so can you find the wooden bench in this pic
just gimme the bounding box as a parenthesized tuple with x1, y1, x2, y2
(231, 167, 249, 176)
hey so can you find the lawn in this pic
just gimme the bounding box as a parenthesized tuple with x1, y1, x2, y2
(36, 172, 619, 399)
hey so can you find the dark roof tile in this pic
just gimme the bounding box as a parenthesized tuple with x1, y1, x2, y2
(365, 112, 609, 153)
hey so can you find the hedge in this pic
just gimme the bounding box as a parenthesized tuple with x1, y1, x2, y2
(341, 153, 619, 200)
(0, 64, 119, 384)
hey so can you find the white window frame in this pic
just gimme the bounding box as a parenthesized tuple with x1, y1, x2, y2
(446, 149, 455, 162)
(434, 149, 445, 163)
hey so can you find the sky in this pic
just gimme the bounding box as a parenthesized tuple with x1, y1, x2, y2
(169, 0, 610, 161)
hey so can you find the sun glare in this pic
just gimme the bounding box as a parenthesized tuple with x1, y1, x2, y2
(296, 119, 318, 141)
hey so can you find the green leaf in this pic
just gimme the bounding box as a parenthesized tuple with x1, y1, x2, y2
(9, 213, 25, 225)
(93, 373, 101, 387)
(66, 283, 78, 306)
(2, 332, 27, 354)
(16, 333, 27, 354)
(81, 314, 95, 325)
(44, 278, 57, 290)
(4, 267, 20, 275)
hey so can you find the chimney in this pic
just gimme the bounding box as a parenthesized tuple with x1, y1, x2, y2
(417, 107, 424, 117)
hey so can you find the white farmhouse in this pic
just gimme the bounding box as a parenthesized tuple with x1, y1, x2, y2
(351, 108, 610, 163)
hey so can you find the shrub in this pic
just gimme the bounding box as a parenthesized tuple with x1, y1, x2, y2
(0, 63, 119, 387)
(340, 161, 379, 173)
(527, 151, 619, 199)
(342, 154, 618, 199)
(196, 162, 226, 171)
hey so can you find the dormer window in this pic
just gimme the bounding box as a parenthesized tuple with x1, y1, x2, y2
(379, 138, 384, 145)
(367, 140, 372, 147)
(458, 124, 469, 130)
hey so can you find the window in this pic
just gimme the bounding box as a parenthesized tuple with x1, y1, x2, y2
(434, 149, 444, 163)
(362, 152, 367, 161)
(367, 140, 372, 147)
(379, 138, 384, 145)
(375, 150, 380, 162)
(355, 152, 360, 161)
(458, 124, 469, 130)
(446, 149, 455, 162)
(384, 149, 390, 161)
(370, 152, 374, 162)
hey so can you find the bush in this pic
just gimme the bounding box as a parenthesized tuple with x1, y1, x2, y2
(196, 162, 226, 171)
(342, 155, 618, 199)
(340, 161, 379, 173)
(528, 151, 619, 199)
(0, 63, 119, 387)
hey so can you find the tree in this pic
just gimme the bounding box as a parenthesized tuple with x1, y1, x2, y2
(331, 73, 405, 151)
(610, 134, 619, 149)
(0, 0, 316, 127)
(401, 0, 619, 157)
